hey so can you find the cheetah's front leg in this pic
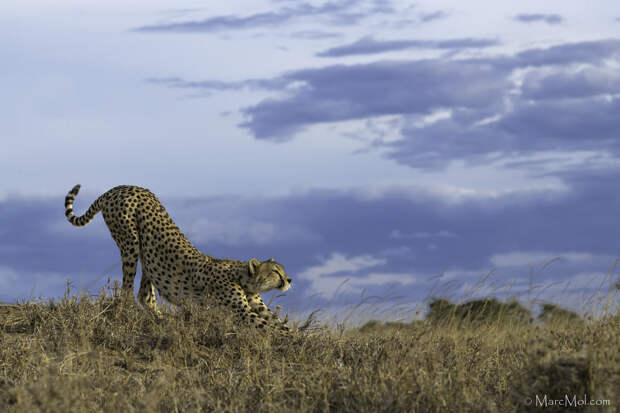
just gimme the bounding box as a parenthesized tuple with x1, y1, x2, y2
(246, 293, 289, 329)
(220, 285, 290, 333)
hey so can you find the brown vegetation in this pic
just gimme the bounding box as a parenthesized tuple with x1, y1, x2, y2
(0, 287, 618, 412)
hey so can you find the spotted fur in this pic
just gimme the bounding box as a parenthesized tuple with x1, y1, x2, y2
(65, 184, 291, 332)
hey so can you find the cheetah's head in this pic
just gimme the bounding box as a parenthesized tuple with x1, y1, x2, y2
(248, 258, 291, 293)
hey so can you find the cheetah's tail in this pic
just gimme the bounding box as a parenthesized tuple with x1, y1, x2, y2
(64, 184, 103, 227)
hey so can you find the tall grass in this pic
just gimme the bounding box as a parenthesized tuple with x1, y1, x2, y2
(0, 276, 618, 412)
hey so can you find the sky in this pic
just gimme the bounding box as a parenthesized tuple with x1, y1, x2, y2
(2, 0, 620, 322)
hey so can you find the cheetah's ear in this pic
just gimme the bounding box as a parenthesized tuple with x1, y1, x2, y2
(268, 258, 275, 262)
(249, 258, 261, 276)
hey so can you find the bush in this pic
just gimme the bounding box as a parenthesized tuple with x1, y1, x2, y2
(538, 303, 582, 325)
(427, 297, 532, 327)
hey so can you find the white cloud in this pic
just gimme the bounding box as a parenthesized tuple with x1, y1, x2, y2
(351, 176, 568, 205)
(540, 271, 616, 292)
(0, 266, 75, 302)
(355, 272, 419, 286)
(187, 217, 276, 246)
(436, 269, 494, 281)
(184, 216, 317, 247)
(489, 251, 614, 268)
(299, 252, 386, 279)
(298, 253, 419, 296)
(511, 271, 619, 314)
(455, 283, 504, 299)
(378, 246, 413, 257)
(0, 266, 19, 291)
(353, 182, 486, 203)
(390, 229, 458, 239)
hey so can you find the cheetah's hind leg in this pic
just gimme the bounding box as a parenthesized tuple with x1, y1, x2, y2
(137, 263, 161, 315)
(104, 215, 140, 301)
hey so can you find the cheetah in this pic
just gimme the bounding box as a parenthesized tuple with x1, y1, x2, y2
(64, 184, 291, 332)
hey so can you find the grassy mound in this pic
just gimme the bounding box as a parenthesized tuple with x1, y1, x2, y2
(0, 292, 617, 412)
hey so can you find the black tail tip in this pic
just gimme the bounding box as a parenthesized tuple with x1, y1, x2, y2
(70, 184, 81, 195)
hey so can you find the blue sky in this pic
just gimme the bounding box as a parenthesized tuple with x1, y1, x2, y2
(2, 0, 620, 321)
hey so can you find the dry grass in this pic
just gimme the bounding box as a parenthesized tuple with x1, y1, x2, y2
(0, 285, 618, 412)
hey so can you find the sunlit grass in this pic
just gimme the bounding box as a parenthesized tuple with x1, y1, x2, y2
(0, 273, 617, 412)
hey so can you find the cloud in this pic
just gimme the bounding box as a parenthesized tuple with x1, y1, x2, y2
(145, 77, 287, 92)
(0, 265, 77, 302)
(240, 58, 511, 140)
(539, 271, 616, 294)
(299, 252, 386, 279)
(515, 271, 618, 314)
(514, 13, 564, 25)
(133, 0, 392, 33)
(290, 30, 342, 40)
(387, 96, 620, 169)
(238, 40, 620, 144)
(135, 11, 296, 33)
(420, 11, 448, 23)
(229, 39, 620, 169)
(368, 0, 395, 14)
(2, 174, 620, 308)
(496, 98, 620, 145)
(489, 251, 613, 268)
(183, 217, 318, 246)
(297, 252, 418, 296)
(149, 39, 620, 161)
(520, 66, 620, 100)
(513, 39, 620, 67)
(390, 230, 458, 239)
(316, 36, 499, 57)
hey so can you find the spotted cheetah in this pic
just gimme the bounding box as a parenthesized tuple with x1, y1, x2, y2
(64, 185, 291, 332)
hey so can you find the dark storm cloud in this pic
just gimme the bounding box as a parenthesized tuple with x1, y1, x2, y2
(2, 178, 619, 306)
(387, 96, 620, 169)
(0, 199, 112, 275)
(514, 13, 563, 25)
(133, 0, 391, 33)
(420, 11, 448, 23)
(237, 39, 620, 141)
(241, 58, 511, 139)
(237, 39, 620, 166)
(290, 30, 342, 39)
(497, 98, 620, 145)
(386, 116, 508, 169)
(520, 67, 620, 100)
(135, 12, 289, 32)
(316, 36, 499, 57)
(513, 39, 620, 67)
